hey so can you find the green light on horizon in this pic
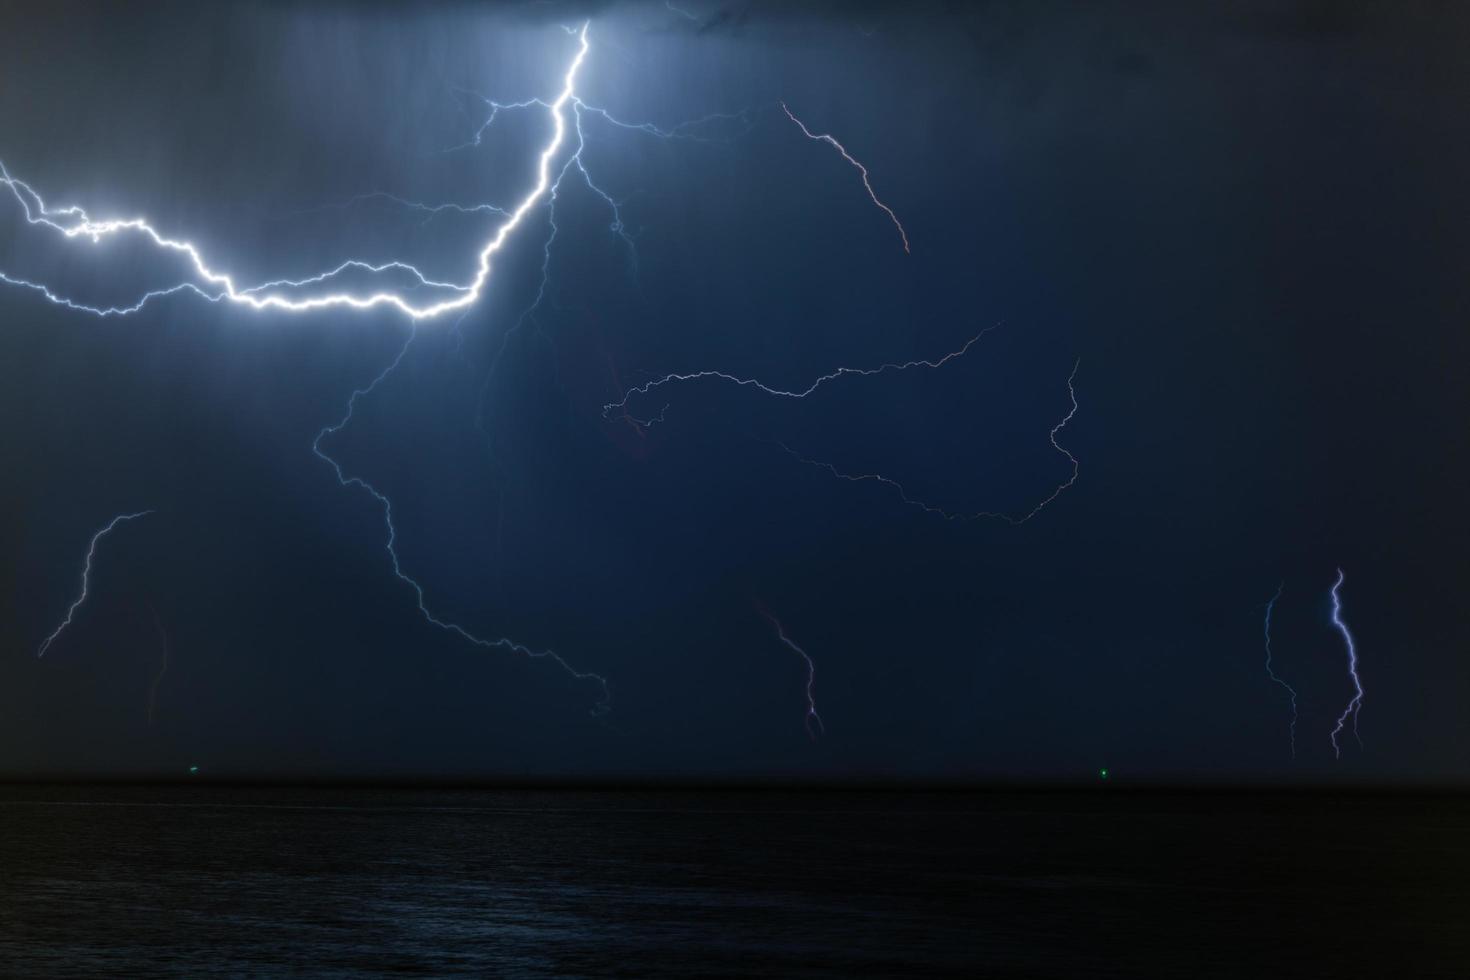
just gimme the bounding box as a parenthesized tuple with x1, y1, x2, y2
(188, 765, 199, 775)
(1099, 768, 1109, 780)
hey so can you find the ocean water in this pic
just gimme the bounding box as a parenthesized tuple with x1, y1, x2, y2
(0, 785, 1466, 976)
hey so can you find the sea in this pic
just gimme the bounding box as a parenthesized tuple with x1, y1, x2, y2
(1, 785, 1466, 976)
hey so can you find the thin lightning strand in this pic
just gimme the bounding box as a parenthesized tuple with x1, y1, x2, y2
(286, 191, 511, 226)
(781, 101, 909, 253)
(604, 326, 997, 420)
(444, 94, 552, 154)
(450, 91, 753, 152)
(1007, 359, 1081, 525)
(37, 510, 153, 657)
(313, 327, 610, 714)
(1327, 568, 1363, 759)
(779, 360, 1080, 526)
(575, 100, 758, 144)
(0, 25, 593, 321)
(1262, 582, 1299, 759)
(757, 605, 825, 740)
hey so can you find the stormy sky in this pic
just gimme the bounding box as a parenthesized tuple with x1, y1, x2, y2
(1, 0, 1467, 780)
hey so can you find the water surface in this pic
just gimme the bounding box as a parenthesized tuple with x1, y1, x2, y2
(1, 786, 1465, 975)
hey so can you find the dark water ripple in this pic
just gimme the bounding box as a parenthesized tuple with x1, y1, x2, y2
(1, 786, 1467, 976)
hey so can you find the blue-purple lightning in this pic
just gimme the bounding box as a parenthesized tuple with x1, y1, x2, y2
(38, 510, 153, 658)
(781, 101, 910, 253)
(1327, 568, 1364, 759)
(1261, 582, 1299, 759)
(757, 604, 825, 741)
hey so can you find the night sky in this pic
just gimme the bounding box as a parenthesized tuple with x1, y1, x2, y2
(1, 0, 1467, 781)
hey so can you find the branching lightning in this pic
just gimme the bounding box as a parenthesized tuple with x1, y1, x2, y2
(780, 360, 1080, 526)
(1262, 582, 1299, 759)
(781, 101, 910, 253)
(0, 25, 594, 321)
(6, 18, 1079, 732)
(605, 334, 1079, 525)
(37, 510, 153, 658)
(4, 22, 778, 717)
(757, 604, 825, 740)
(1327, 568, 1363, 759)
(313, 325, 611, 714)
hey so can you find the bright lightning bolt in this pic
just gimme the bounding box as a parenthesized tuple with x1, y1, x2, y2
(0, 24, 594, 321)
(4, 20, 1068, 730)
(37, 510, 153, 658)
(781, 100, 910, 253)
(313, 326, 611, 715)
(1327, 568, 1363, 759)
(757, 604, 825, 740)
(1262, 582, 1299, 759)
(3, 22, 763, 717)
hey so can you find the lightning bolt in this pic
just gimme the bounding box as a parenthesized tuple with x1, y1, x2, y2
(4, 23, 770, 717)
(444, 93, 556, 154)
(604, 326, 998, 418)
(313, 325, 611, 715)
(286, 191, 511, 227)
(1327, 568, 1363, 759)
(1262, 582, 1299, 759)
(37, 510, 153, 658)
(756, 604, 825, 740)
(778, 360, 1080, 526)
(4, 21, 1060, 730)
(0, 24, 594, 321)
(781, 100, 910, 253)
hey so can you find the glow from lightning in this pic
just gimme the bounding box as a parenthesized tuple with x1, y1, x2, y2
(781, 101, 909, 253)
(0, 25, 593, 321)
(604, 326, 997, 420)
(780, 360, 1080, 526)
(1327, 568, 1363, 759)
(1262, 582, 1298, 759)
(312, 326, 610, 714)
(37, 510, 153, 658)
(757, 605, 825, 740)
